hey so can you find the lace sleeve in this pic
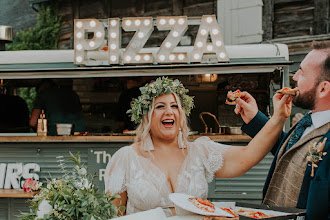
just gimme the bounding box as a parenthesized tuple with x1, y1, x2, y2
(193, 136, 230, 182)
(104, 146, 130, 194)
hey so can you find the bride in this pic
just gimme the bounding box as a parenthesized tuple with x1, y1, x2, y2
(105, 77, 292, 216)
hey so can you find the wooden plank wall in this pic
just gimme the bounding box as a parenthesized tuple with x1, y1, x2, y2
(263, 0, 329, 40)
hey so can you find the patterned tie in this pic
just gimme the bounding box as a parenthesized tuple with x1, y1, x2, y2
(285, 113, 312, 151)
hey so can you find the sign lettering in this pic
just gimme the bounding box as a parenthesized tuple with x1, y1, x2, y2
(74, 15, 228, 65)
(0, 163, 40, 189)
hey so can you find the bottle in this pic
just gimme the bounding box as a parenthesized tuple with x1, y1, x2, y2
(37, 110, 47, 136)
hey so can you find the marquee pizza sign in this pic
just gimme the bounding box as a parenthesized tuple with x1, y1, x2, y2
(74, 15, 228, 65)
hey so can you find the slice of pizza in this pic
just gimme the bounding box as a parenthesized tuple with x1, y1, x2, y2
(276, 87, 299, 96)
(220, 208, 238, 217)
(225, 89, 242, 105)
(189, 197, 215, 213)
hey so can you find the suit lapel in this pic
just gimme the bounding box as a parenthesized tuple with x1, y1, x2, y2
(277, 123, 330, 162)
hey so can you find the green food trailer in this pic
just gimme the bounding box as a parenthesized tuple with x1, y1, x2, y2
(0, 17, 292, 219)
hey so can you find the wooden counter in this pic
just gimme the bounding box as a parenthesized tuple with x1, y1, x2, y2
(0, 134, 251, 143)
(0, 189, 37, 198)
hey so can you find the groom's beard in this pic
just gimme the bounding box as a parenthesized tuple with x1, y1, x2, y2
(293, 85, 317, 110)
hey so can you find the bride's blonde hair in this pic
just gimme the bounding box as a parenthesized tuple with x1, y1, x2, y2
(134, 93, 190, 156)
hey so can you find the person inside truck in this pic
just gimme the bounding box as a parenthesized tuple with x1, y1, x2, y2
(0, 91, 30, 133)
(29, 79, 86, 136)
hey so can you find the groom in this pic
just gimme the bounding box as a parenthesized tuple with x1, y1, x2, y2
(235, 41, 330, 220)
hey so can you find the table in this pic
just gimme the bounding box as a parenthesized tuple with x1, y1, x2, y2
(0, 189, 37, 198)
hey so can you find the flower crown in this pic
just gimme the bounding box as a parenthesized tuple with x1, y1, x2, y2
(127, 77, 194, 124)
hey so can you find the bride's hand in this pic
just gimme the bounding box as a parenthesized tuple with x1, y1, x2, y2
(272, 93, 293, 122)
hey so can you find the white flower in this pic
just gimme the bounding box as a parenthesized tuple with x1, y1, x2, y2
(78, 168, 87, 176)
(91, 216, 96, 220)
(36, 200, 52, 218)
(82, 178, 91, 189)
(75, 181, 83, 189)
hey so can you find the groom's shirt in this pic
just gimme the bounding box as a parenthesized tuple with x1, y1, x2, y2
(302, 109, 330, 138)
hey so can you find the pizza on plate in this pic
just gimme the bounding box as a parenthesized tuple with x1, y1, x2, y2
(189, 197, 215, 213)
(235, 208, 275, 219)
(276, 87, 299, 96)
(225, 89, 242, 105)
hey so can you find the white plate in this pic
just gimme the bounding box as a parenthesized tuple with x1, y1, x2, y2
(123, 130, 136, 135)
(169, 193, 234, 217)
(123, 131, 198, 135)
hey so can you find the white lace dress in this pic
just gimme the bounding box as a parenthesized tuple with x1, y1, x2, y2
(104, 137, 230, 216)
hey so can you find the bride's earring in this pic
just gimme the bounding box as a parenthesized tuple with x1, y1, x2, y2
(178, 128, 186, 149)
(144, 133, 155, 151)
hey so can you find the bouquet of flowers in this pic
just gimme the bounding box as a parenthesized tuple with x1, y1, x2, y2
(21, 152, 123, 220)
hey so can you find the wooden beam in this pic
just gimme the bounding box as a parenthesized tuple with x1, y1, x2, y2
(314, 0, 329, 35)
(263, 0, 274, 40)
(136, 0, 145, 16)
(172, 0, 183, 15)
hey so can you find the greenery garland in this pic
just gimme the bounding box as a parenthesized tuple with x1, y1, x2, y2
(127, 77, 194, 124)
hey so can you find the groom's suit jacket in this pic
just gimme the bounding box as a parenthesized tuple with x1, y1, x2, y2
(241, 111, 329, 220)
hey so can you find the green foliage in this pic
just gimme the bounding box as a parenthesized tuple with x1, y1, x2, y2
(127, 77, 195, 124)
(20, 152, 122, 220)
(6, 5, 62, 112)
(6, 5, 62, 50)
(18, 87, 37, 114)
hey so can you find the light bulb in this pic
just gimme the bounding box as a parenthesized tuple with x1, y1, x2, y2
(144, 55, 150, 61)
(212, 29, 219, 35)
(178, 54, 185, 60)
(219, 52, 226, 58)
(135, 20, 141, 26)
(138, 32, 144, 38)
(76, 22, 83, 28)
(110, 56, 117, 62)
(89, 20, 96, 27)
(135, 55, 141, 61)
(159, 19, 166, 25)
(200, 29, 207, 35)
(111, 20, 117, 27)
(178, 18, 185, 25)
(172, 31, 179, 37)
(110, 32, 117, 38)
(96, 32, 103, 38)
(159, 55, 165, 61)
(194, 54, 200, 60)
(169, 54, 175, 60)
(125, 20, 132, 26)
(165, 42, 171, 48)
(216, 41, 222, 47)
(206, 17, 213, 23)
(197, 42, 203, 48)
(169, 18, 175, 25)
(76, 44, 83, 50)
(76, 32, 83, 39)
(76, 56, 83, 62)
(125, 56, 131, 62)
(207, 45, 213, 51)
(110, 44, 117, 49)
(144, 19, 151, 26)
(89, 41, 95, 47)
